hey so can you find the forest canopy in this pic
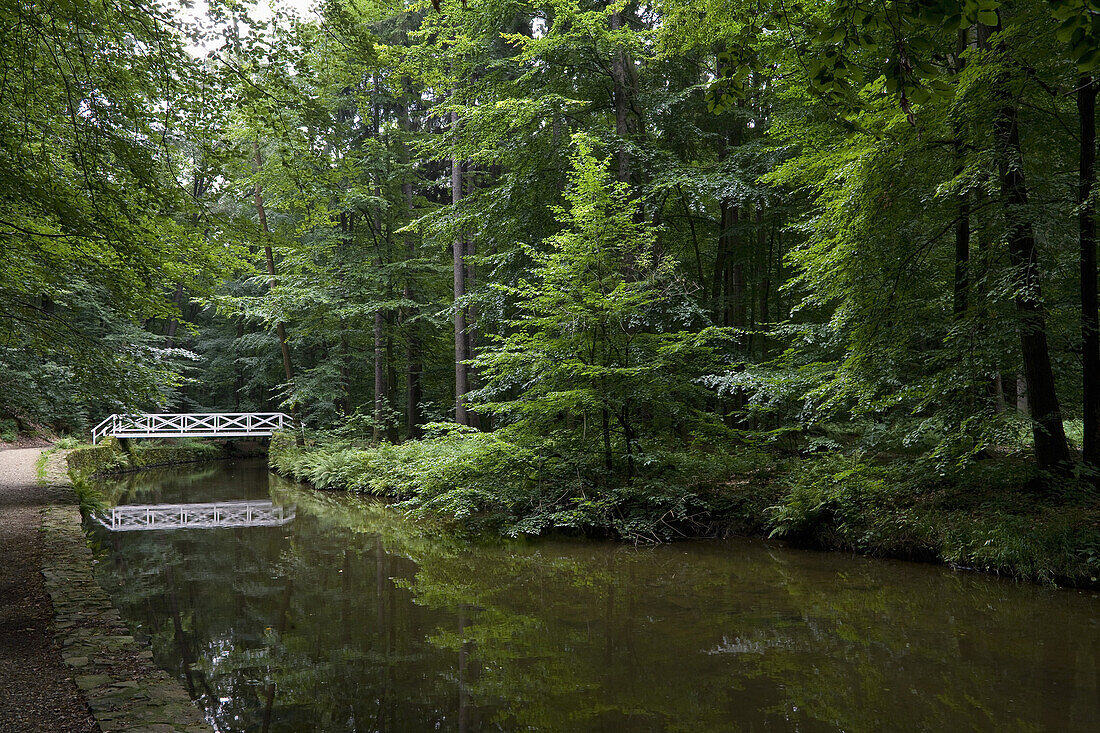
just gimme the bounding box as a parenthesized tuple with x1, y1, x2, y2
(4, 0, 1100, 491)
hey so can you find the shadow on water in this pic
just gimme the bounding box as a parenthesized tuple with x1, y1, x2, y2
(86, 460, 1100, 732)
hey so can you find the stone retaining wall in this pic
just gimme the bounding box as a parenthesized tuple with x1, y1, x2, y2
(40, 451, 212, 733)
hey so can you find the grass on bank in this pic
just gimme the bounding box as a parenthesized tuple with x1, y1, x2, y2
(271, 424, 1100, 588)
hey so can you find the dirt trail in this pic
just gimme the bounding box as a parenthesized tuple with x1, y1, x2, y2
(0, 447, 97, 732)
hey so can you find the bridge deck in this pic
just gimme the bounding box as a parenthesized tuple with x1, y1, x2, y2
(92, 412, 294, 445)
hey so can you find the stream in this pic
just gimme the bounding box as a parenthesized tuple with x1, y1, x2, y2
(86, 459, 1099, 732)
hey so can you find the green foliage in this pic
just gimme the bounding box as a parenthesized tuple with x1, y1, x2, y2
(272, 429, 758, 541)
(275, 434, 1099, 584)
(0, 0, 243, 427)
(66, 441, 128, 481)
(2, 0, 1097, 588)
(763, 452, 1100, 585)
(65, 438, 225, 480)
(474, 135, 730, 471)
(768, 454, 895, 547)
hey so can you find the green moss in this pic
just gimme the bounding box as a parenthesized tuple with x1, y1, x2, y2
(128, 439, 222, 468)
(65, 437, 230, 480)
(66, 439, 128, 479)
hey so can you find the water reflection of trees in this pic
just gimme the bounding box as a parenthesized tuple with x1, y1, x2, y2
(278, 482, 1098, 732)
(92, 469, 1099, 732)
(90, 460, 270, 506)
(92, 479, 487, 732)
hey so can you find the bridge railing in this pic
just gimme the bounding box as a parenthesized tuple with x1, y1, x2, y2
(96, 500, 295, 531)
(91, 412, 294, 445)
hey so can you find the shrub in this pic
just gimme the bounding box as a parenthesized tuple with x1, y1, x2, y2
(767, 453, 891, 548)
(269, 426, 762, 540)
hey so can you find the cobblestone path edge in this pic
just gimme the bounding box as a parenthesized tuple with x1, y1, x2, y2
(39, 452, 213, 733)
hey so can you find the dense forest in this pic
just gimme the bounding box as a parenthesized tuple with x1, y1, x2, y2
(4, 0, 1099, 576)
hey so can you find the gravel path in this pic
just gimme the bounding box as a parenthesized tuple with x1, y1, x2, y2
(0, 447, 97, 732)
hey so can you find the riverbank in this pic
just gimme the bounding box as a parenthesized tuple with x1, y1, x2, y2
(42, 449, 214, 732)
(65, 437, 266, 481)
(0, 446, 212, 732)
(0, 447, 96, 732)
(270, 429, 1100, 588)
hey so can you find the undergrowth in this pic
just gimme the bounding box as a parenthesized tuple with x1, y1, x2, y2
(272, 428, 1100, 587)
(272, 424, 766, 541)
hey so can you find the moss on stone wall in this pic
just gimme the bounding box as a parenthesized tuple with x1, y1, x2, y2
(65, 438, 259, 480)
(66, 439, 128, 479)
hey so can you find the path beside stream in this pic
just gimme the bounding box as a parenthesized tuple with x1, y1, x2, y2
(0, 447, 97, 732)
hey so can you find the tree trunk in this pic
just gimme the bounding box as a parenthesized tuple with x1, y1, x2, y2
(953, 29, 970, 320)
(988, 17, 1069, 469)
(1080, 75, 1098, 464)
(386, 315, 398, 443)
(464, 228, 482, 431)
(403, 180, 423, 439)
(399, 95, 423, 440)
(252, 142, 295, 391)
(164, 281, 184, 349)
(610, 11, 630, 184)
(759, 208, 772, 359)
(602, 407, 613, 472)
(451, 109, 473, 427)
(234, 320, 244, 411)
(374, 309, 386, 442)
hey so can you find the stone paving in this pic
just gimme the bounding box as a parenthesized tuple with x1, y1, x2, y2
(39, 453, 213, 733)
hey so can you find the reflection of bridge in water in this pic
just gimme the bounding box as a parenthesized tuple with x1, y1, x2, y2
(97, 501, 295, 531)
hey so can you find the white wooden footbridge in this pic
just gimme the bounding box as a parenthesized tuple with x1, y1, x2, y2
(96, 501, 295, 531)
(92, 412, 294, 445)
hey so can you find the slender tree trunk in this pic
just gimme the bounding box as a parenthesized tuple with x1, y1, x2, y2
(252, 143, 295, 392)
(234, 320, 244, 411)
(954, 184, 970, 318)
(463, 235, 482, 430)
(610, 11, 630, 184)
(403, 181, 423, 439)
(602, 407, 613, 472)
(731, 256, 744, 330)
(759, 208, 771, 359)
(165, 167, 209, 352)
(986, 18, 1069, 469)
(398, 94, 424, 440)
(711, 201, 728, 318)
(992, 373, 1006, 414)
(164, 281, 184, 349)
(1016, 373, 1029, 414)
(452, 109, 471, 426)
(1080, 75, 1099, 464)
(386, 316, 398, 443)
(715, 102, 743, 330)
(374, 308, 386, 442)
(953, 29, 971, 320)
(339, 328, 350, 415)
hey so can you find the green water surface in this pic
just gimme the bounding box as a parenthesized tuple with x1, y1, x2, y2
(87, 460, 1100, 732)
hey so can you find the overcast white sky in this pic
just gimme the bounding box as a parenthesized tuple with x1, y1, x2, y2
(177, 0, 319, 56)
